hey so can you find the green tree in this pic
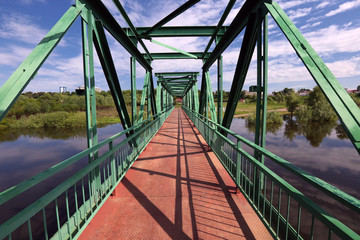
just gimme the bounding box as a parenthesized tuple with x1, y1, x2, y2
(285, 92, 299, 119)
(296, 86, 337, 123)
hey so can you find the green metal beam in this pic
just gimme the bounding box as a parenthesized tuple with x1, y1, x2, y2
(204, 68, 217, 122)
(125, 26, 228, 38)
(81, 10, 98, 168)
(222, 12, 260, 131)
(93, 20, 132, 130)
(150, 39, 198, 59)
(131, 56, 137, 125)
(149, 72, 157, 116)
(203, 0, 265, 71)
(0, 4, 84, 122)
(79, 0, 152, 71)
(266, 1, 360, 154)
(202, 0, 236, 58)
(138, 72, 149, 122)
(217, 55, 223, 125)
(144, 52, 212, 60)
(141, 0, 200, 37)
(112, 0, 153, 61)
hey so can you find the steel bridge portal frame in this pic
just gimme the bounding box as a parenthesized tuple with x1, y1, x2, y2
(0, 0, 360, 239)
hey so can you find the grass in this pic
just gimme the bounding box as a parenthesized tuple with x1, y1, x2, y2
(214, 101, 287, 116)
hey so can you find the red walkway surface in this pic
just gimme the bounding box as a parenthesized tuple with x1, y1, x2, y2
(79, 108, 271, 239)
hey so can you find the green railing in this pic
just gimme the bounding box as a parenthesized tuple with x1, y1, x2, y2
(0, 107, 173, 240)
(182, 106, 360, 240)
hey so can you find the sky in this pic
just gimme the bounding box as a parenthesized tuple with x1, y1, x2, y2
(0, 0, 360, 94)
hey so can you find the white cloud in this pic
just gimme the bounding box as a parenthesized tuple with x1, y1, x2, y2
(0, 14, 47, 45)
(0, 45, 33, 67)
(288, 7, 312, 21)
(325, 0, 360, 17)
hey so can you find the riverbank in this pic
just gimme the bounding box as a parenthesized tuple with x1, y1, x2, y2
(0, 108, 121, 130)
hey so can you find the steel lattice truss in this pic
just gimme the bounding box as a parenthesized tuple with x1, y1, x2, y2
(0, 0, 359, 155)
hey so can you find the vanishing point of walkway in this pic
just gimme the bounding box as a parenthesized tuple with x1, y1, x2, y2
(79, 108, 271, 239)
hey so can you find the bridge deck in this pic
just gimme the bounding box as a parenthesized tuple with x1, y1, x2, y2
(79, 108, 271, 239)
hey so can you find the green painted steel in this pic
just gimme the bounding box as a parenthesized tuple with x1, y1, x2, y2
(125, 26, 228, 38)
(183, 106, 360, 240)
(150, 39, 198, 59)
(138, 71, 149, 122)
(131, 56, 137, 124)
(203, 0, 265, 71)
(93, 20, 132, 130)
(221, 12, 260, 131)
(266, 1, 360, 154)
(112, 0, 152, 61)
(79, 0, 152, 71)
(0, 108, 173, 240)
(0, 4, 84, 122)
(202, 0, 236, 58)
(217, 55, 223, 125)
(144, 52, 212, 60)
(141, 0, 200, 37)
(1, 0, 360, 239)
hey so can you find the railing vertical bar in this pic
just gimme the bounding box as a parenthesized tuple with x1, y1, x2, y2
(285, 195, 291, 240)
(328, 229, 332, 240)
(55, 198, 62, 240)
(252, 165, 256, 204)
(310, 215, 315, 240)
(8, 234, 11, 240)
(87, 173, 94, 214)
(276, 188, 282, 237)
(262, 175, 267, 218)
(269, 181, 274, 228)
(81, 178, 87, 221)
(27, 219, 33, 240)
(65, 190, 72, 240)
(42, 208, 48, 240)
(73, 184, 80, 229)
(296, 205, 302, 240)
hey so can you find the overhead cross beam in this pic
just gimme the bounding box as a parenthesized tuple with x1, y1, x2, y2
(80, 0, 152, 71)
(156, 72, 199, 97)
(203, 0, 265, 71)
(141, 0, 200, 37)
(124, 26, 228, 38)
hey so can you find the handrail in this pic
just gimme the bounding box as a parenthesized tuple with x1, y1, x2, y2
(0, 108, 169, 205)
(0, 107, 173, 240)
(182, 106, 360, 214)
(182, 106, 360, 239)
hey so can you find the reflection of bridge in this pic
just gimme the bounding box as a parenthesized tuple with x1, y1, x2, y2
(0, 0, 360, 239)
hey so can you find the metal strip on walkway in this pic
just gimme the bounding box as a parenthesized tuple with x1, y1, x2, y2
(79, 108, 271, 239)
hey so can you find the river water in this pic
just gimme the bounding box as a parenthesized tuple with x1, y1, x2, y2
(0, 118, 359, 237)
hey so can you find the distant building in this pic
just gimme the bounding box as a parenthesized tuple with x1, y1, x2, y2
(59, 86, 67, 93)
(299, 91, 310, 96)
(75, 86, 101, 95)
(346, 89, 360, 94)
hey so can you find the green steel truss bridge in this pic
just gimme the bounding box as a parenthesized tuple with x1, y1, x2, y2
(0, 0, 360, 239)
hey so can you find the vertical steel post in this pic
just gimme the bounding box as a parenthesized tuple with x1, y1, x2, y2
(82, 12, 98, 159)
(156, 81, 162, 112)
(82, 11, 100, 195)
(217, 55, 223, 125)
(131, 56, 137, 125)
(147, 71, 151, 118)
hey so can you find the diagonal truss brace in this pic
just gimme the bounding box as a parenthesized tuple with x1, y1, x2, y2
(0, 4, 84, 122)
(222, 12, 260, 132)
(93, 20, 132, 131)
(266, 1, 360, 154)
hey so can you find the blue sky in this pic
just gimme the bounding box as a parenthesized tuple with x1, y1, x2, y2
(0, 0, 359, 94)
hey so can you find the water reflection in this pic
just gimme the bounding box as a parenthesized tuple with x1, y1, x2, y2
(0, 127, 88, 143)
(245, 116, 348, 147)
